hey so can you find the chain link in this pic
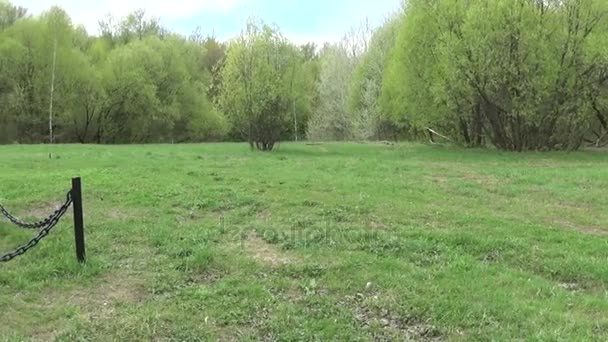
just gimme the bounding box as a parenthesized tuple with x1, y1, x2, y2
(1, 191, 73, 263)
(0, 193, 70, 230)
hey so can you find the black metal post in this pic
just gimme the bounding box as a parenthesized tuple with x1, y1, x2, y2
(71, 177, 86, 263)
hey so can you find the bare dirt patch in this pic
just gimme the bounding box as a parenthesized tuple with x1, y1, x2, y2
(187, 269, 224, 285)
(558, 282, 580, 292)
(367, 215, 390, 230)
(46, 271, 148, 321)
(29, 328, 59, 342)
(256, 209, 273, 222)
(105, 208, 133, 220)
(238, 233, 297, 267)
(357, 311, 443, 341)
(342, 289, 443, 341)
(0, 298, 62, 341)
(26, 202, 62, 219)
(554, 201, 594, 211)
(0, 271, 150, 339)
(460, 171, 499, 189)
(430, 176, 449, 185)
(555, 219, 608, 236)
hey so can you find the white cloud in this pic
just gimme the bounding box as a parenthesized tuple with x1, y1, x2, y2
(286, 32, 341, 46)
(12, 0, 242, 33)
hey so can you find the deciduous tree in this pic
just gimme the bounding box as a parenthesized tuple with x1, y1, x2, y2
(219, 18, 297, 151)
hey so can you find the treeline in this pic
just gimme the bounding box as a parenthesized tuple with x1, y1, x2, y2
(1, 0, 607, 151)
(382, 0, 608, 151)
(0, 3, 226, 144)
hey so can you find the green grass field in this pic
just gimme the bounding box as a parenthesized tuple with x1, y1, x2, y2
(1, 143, 607, 341)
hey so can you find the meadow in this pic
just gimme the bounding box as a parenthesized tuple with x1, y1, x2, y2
(1, 143, 607, 341)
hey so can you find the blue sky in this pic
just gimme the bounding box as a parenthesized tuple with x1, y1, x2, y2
(15, 0, 402, 44)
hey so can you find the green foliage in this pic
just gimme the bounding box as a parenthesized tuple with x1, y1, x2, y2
(219, 18, 304, 150)
(382, 0, 608, 150)
(0, 0, 26, 31)
(308, 21, 374, 142)
(347, 14, 407, 141)
(99, 37, 226, 143)
(0, 10, 84, 143)
(1, 0, 606, 150)
(290, 53, 319, 140)
(0, 2, 227, 144)
(197, 36, 227, 104)
(308, 44, 357, 141)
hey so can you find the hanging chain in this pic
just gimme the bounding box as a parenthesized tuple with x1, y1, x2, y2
(0, 193, 71, 230)
(0, 191, 73, 263)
